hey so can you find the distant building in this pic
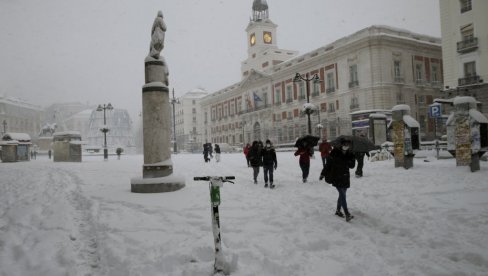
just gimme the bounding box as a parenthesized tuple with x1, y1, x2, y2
(439, 0, 488, 116)
(0, 95, 43, 139)
(64, 109, 92, 139)
(199, 1, 443, 145)
(174, 88, 208, 152)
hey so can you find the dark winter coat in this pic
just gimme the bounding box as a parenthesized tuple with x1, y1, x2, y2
(294, 147, 313, 164)
(324, 147, 355, 188)
(261, 146, 277, 167)
(215, 145, 221, 154)
(248, 145, 263, 167)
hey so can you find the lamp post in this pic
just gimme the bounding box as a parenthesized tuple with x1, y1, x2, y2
(293, 73, 321, 135)
(170, 88, 180, 154)
(97, 103, 113, 160)
(2, 120, 6, 135)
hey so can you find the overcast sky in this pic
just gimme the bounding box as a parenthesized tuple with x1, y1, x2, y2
(0, 0, 440, 120)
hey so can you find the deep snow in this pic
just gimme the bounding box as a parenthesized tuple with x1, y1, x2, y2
(1, 150, 487, 276)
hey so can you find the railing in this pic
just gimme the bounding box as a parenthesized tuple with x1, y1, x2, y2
(238, 104, 272, 115)
(430, 81, 443, 88)
(415, 79, 426, 86)
(394, 76, 404, 83)
(458, 75, 481, 86)
(348, 81, 359, 88)
(298, 95, 306, 100)
(457, 37, 478, 53)
(311, 92, 320, 97)
(349, 104, 359, 110)
(286, 98, 293, 103)
(326, 87, 335, 93)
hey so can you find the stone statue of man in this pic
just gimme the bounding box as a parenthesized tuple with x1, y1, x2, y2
(149, 11, 167, 59)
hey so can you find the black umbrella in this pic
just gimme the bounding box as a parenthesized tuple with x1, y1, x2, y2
(294, 135, 320, 148)
(331, 135, 379, 153)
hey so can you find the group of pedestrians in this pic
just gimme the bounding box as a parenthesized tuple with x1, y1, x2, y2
(245, 140, 277, 189)
(203, 143, 221, 163)
(241, 136, 370, 222)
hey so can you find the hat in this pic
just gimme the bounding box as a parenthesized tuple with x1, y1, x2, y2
(265, 139, 271, 144)
(340, 138, 352, 145)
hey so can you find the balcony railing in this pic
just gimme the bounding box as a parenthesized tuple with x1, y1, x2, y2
(415, 79, 427, 86)
(311, 91, 320, 97)
(326, 87, 335, 93)
(430, 81, 442, 88)
(274, 101, 281, 106)
(286, 98, 293, 103)
(457, 37, 478, 53)
(349, 104, 359, 110)
(458, 75, 481, 86)
(238, 104, 272, 115)
(348, 81, 359, 88)
(394, 76, 404, 83)
(298, 95, 306, 100)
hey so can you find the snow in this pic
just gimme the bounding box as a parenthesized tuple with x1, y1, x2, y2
(403, 115, 420, 128)
(469, 109, 488, 124)
(53, 131, 81, 137)
(302, 103, 317, 111)
(143, 82, 166, 88)
(2, 132, 31, 142)
(391, 104, 410, 112)
(453, 96, 477, 106)
(369, 113, 386, 119)
(1, 152, 488, 275)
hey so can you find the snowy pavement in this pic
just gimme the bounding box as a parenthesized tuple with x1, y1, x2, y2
(1, 151, 488, 276)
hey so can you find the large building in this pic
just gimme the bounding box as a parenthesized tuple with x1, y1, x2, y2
(439, 0, 488, 115)
(174, 88, 208, 152)
(200, 1, 443, 146)
(0, 95, 43, 139)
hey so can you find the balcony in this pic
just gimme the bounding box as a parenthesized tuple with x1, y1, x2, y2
(457, 37, 478, 53)
(348, 81, 359, 88)
(415, 79, 427, 86)
(458, 75, 481, 86)
(430, 81, 443, 88)
(326, 87, 335, 93)
(298, 95, 306, 100)
(274, 101, 281, 106)
(393, 76, 404, 83)
(311, 91, 320, 97)
(349, 104, 359, 111)
(286, 98, 293, 104)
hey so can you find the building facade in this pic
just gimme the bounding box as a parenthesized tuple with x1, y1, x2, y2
(174, 88, 208, 152)
(0, 95, 43, 139)
(439, 0, 488, 115)
(200, 2, 443, 145)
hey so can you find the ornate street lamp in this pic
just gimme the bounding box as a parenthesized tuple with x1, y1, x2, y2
(170, 88, 180, 154)
(2, 120, 6, 135)
(97, 103, 113, 160)
(293, 73, 321, 134)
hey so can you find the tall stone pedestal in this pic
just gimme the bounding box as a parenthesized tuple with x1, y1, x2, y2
(130, 23, 185, 193)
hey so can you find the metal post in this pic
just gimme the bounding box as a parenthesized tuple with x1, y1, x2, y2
(305, 73, 312, 135)
(103, 108, 108, 160)
(171, 88, 178, 154)
(2, 120, 6, 135)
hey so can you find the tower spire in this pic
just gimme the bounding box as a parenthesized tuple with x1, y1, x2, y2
(252, 0, 269, 21)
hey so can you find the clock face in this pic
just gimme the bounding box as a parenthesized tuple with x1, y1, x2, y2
(250, 33, 256, 46)
(263, 32, 272, 44)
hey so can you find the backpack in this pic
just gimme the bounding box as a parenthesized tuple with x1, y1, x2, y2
(321, 157, 334, 184)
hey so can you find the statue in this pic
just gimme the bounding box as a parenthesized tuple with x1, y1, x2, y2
(149, 11, 167, 59)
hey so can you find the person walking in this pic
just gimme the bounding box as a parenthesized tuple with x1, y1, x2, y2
(326, 138, 356, 222)
(261, 139, 277, 189)
(318, 138, 332, 168)
(203, 143, 210, 163)
(243, 143, 251, 167)
(354, 151, 370, 177)
(248, 140, 263, 184)
(214, 144, 221, 162)
(294, 143, 313, 183)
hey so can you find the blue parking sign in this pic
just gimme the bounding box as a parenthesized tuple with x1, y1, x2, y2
(429, 104, 442, 118)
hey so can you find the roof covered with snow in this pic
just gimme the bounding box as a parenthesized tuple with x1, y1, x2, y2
(469, 109, 488, 123)
(2, 133, 31, 142)
(403, 115, 420, 128)
(453, 96, 477, 106)
(53, 131, 81, 138)
(392, 104, 411, 112)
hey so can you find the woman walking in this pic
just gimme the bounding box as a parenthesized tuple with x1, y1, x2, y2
(326, 138, 356, 221)
(294, 143, 313, 183)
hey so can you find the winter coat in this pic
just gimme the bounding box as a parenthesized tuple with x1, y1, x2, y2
(325, 147, 355, 188)
(243, 145, 250, 156)
(294, 147, 313, 164)
(248, 145, 263, 167)
(215, 145, 221, 154)
(261, 146, 277, 167)
(318, 142, 332, 158)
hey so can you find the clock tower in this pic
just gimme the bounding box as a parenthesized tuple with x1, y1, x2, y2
(241, 0, 297, 78)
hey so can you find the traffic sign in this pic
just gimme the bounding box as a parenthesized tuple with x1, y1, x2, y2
(429, 104, 442, 118)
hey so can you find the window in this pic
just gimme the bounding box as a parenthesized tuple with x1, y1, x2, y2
(286, 85, 293, 102)
(299, 82, 305, 99)
(328, 103, 336, 113)
(464, 61, 476, 77)
(461, 24, 474, 41)
(326, 72, 335, 92)
(192, 108, 196, 114)
(418, 95, 425, 105)
(394, 61, 401, 77)
(431, 65, 439, 82)
(192, 100, 196, 105)
(350, 97, 359, 109)
(460, 0, 472, 13)
(349, 64, 358, 87)
(312, 81, 320, 95)
(263, 92, 268, 106)
(415, 64, 423, 83)
(275, 87, 281, 103)
(287, 111, 292, 120)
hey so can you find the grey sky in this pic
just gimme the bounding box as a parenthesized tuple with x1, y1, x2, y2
(0, 0, 440, 120)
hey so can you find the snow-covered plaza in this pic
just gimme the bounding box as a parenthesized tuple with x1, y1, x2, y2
(1, 151, 487, 276)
